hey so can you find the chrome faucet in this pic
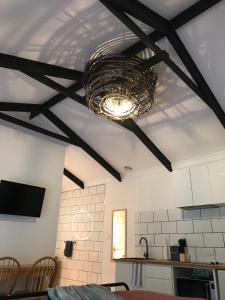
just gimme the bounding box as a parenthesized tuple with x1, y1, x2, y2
(139, 237, 149, 259)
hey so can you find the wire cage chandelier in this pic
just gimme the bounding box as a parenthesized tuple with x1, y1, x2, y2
(82, 55, 158, 120)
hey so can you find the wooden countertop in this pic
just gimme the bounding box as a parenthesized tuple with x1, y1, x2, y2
(115, 258, 225, 270)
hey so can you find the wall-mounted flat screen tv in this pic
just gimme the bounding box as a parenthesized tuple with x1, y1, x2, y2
(0, 180, 46, 217)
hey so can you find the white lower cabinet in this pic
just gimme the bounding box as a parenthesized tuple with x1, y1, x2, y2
(115, 262, 133, 288)
(115, 262, 174, 295)
(143, 265, 174, 295)
(144, 277, 173, 295)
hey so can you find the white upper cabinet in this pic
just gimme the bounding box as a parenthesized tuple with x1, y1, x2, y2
(173, 168, 193, 208)
(174, 159, 225, 208)
(208, 160, 225, 205)
(190, 164, 212, 206)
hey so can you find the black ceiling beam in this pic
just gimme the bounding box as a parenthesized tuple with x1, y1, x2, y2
(107, 0, 225, 129)
(122, 0, 224, 57)
(167, 31, 225, 129)
(0, 52, 82, 81)
(28, 0, 223, 116)
(117, 119, 172, 171)
(30, 81, 83, 119)
(42, 109, 122, 182)
(109, 0, 169, 34)
(0, 111, 79, 146)
(0, 102, 41, 112)
(23, 71, 84, 105)
(100, 0, 203, 99)
(64, 168, 84, 189)
(141, 52, 168, 68)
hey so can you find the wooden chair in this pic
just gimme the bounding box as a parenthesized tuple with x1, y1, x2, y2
(25, 257, 57, 292)
(0, 257, 20, 295)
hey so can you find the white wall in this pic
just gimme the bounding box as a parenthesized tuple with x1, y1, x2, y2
(0, 125, 65, 264)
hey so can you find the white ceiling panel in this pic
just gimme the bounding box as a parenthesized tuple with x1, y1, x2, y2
(0, 0, 223, 188)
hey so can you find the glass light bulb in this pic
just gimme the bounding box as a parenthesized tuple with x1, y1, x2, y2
(103, 96, 136, 118)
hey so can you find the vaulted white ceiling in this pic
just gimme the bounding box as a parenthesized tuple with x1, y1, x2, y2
(0, 0, 224, 190)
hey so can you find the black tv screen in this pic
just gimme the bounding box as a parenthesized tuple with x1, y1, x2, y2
(0, 180, 46, 217)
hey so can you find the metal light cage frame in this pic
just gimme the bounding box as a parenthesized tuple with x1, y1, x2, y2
(82, 55, 158, 120)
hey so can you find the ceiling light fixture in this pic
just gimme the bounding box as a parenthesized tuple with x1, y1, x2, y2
(82, 55, 157, 120)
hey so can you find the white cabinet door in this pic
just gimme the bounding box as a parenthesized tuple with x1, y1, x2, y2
(144, 277, 173, 295)
(144, 265, 173, 295)
(190, 164, 212, 206)
(208, 160, 225, 204)
(174, 168, 193, 208)
(115, 262, 132, 288)
(145, 264, 172, 280)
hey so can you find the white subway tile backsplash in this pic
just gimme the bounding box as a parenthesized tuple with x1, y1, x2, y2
(168, 209, 183, 221)
(88, 272, 97, 283)
(147, 234, 155, 246)
(94, 222, 104, 232)
(196, 248, 216, 263)
(169, 234, 186, 246)
(73, 190, 81, 198)
(154, 210, 168, 222)
(96, 184, 105, 194)
(135, 211, 141, 223)
(183, 209, 200, 220)
(201, 207, 220, 219)
(89, 251, 99, 262)
(136, 223, 148, 234)
(177, 220, 193, 233)
(193, 219, 212, 233)
(211, 218, 225, 232)
(141, 211, 153, 223)
(92, 262, 102, 273)
(186, 234, 204, 247)
(136, 206, 225, 264)
(155, 234, 170, 246)
(93, 241, 103, 252)
(56, 184, 104, 286)
(88, 186, 97, 195)
(135, 234, 142, 246)
(79, 251, 89, 261)
(203, 233, 224, 247)
(149, 247, 163, 259)
(215, 248, 225, 263)
(162, 222, 177, 233)
(78, 271, 88, 282)
(219, 206, 225, 217)
(95, 203, 104, 212)
(136, 234, 155, 247)
(148, 222, 161, 234)
(188, 247, 197, 262)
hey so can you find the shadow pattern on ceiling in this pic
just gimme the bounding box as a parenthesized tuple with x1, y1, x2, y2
(0, 0, 224, 188)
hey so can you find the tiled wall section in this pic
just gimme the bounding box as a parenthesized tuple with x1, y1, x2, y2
(55, 185, 105, 286)
(135, 206, 225, 263)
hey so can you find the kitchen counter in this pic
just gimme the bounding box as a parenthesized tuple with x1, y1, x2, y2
(115, 258, 225, 270)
